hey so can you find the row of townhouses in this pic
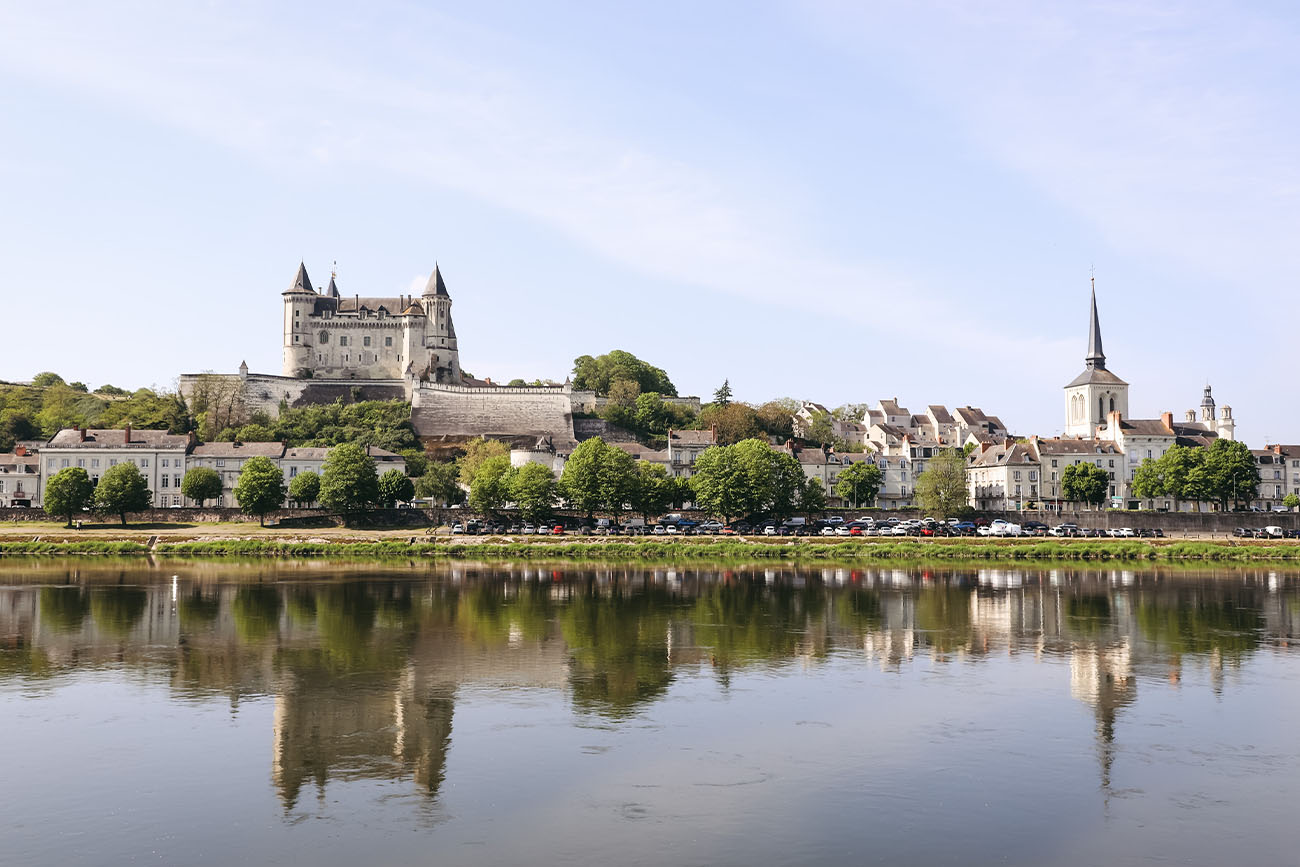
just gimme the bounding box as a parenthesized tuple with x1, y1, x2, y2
(0, 425, 404, 509)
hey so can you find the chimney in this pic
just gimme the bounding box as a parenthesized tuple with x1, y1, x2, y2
(711, 422, 718, 441)
(14, 445, 26, 457)
(1160, 411, 1173, 432)
(187, 431, 198, 450)
(79, 427, 87, 442)
(123, 423, 132, 444)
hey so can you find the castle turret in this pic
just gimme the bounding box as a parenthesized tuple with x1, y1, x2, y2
(282, 262, 316, 376)
(1200, 384, 1216, 422)
(420, 264, 461, 383)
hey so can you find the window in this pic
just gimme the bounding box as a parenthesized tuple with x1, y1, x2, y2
(77, 459, 85, 468)
(173, 496, 181, 506)
(385, 336, 393, 347)
(61, 459, 70, 468)
(294, 335, 299, 343)
(141, 458, 149, 468)
(1014, 485, 1021, 495)
(1051, 460, 1058, 468)
(363, 336, 371, 347)
(1147, 450, 1153, 459)
(174, 475, 181, 487)
(92, 459, 99, 468)
(216, 459, 225, 467)
(109, 459, 117, 466)
(1108, 460, 1114, 468)
(1013, 471, 1021, 481)
(339, 336, 348, 346)
(319, 331, 329, 344)
(162, 459, 169, 468)
(161, 475, 169, 488)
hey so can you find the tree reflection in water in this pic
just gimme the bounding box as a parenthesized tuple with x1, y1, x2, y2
(4, 564, 1300, 811)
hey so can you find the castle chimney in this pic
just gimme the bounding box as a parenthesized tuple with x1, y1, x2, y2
(1160, 411, 1173, 432)
(14, 445, 25, 457)
(187, 431, 198, 450)
(711, 423, 718, 441)
(124, 423, 132, 444)
(79, 427, 87, 442)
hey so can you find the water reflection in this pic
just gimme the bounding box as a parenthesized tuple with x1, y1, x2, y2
(2, 561, 1299, 815)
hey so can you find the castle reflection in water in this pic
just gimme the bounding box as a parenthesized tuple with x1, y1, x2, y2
(2, 560, 1297, 808)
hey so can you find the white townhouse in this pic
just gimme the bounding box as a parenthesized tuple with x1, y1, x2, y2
(40, 426, 192, 508)
(0, 445, 41, 507)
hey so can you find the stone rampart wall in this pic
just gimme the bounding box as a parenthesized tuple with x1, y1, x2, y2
(411, 383, 576, 447)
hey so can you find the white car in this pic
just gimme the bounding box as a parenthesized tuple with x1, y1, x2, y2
(976, 526, 993, 537)
(835, 526, 852, 537)
(1115, 527, 1135, 538)
(989, 520, 1022, 537)
(763, 525, 778, 536)
(821, 526, 837, 536)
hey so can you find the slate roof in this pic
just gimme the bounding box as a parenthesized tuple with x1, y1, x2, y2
(1033, 437, 1121, 456)
(46, 429, 191, 450)
(927, 405, 954, 424)
(610, 442, 669, 462)
(668, 429, 716, 446)
(1065, 367, 1128, 388)
(191, 442, 286, 459)
(424, 264, 449, 297)
(283, 448, 330, 461)
(286, 262, 314, 294)
(969, 441, 1038, 468)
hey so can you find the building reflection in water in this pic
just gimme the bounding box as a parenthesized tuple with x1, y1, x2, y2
(0, 560, 1295, 811)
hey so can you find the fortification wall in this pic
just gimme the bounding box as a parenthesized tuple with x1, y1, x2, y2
(570, 391, 701, 415)
(411, 383, 577, 448)
(179, 373, 409, 418)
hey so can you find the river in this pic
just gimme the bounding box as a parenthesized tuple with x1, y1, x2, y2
(2, 559, 1298, 865)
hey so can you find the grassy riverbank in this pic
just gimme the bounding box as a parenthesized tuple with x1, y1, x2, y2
(4, 536, 1300, 562)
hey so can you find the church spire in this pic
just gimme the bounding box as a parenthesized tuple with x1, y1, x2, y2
(1085, 278, 1105, 370)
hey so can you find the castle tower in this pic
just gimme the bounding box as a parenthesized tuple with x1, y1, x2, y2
(1217, 404, 1236, 441)
(282, 262, 317, 376)
(419, 264, 461, 384)
(1064, 281, 1129, 437)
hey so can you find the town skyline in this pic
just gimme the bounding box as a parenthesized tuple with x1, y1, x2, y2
(3, 2, 1297, 445)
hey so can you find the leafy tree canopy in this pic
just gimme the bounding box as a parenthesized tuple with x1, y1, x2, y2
(834, 460, 883, 508)
(572, 350, 677, 397)
(44, 467, 94, 527)
(914, 449, 969, 519)
(233, 456, 288, 525)
(181, 467, 223, 507)
(377, 468, 416, 507)
(319, 443, 379, 511)
(94, 462, 153, 525)
(288, 470, 321, 506)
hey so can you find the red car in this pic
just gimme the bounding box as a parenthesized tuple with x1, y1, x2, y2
(551, 525, 565, 535)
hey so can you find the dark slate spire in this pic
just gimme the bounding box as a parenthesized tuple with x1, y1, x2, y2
(327, 276, 341, 298)
(1085, 279, 1105, 370)
(423, 263, 449, 297)
(286, 261, 315, 294)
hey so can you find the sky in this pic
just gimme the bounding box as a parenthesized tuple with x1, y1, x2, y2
(1, 1, 1296, 444)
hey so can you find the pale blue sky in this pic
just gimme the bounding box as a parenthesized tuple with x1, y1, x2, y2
(2, 1, 1296, 443)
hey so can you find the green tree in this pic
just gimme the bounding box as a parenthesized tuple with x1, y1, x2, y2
(755, 400, 796, 440)
(468, 455, 514, 516)
(690, 439, 801, 522)
(914, 449, 970, 519)
(571, 350, 677, 397)
(697, 402, 763, 445)
(1284, 493, 1300, 510)
(415, 462, 463, 506)
(805, 411, 836, 447)
(1203, 439, 1260, 510)
(1129, 457, 1166, 502)
(234, 423, 276, 442)
(31, 372, 65, 388)
(287, 470, 321, 506)
(834, 460, 883, 508)
(456, 437, 510, 487)
(510, 463, 558, 524)
(44, 467, 94, 527)
(233, 456, 288, 526)
(558, 437, 636, 518)
(377, 468, 416, 507)
(1061, 462, 1110, 509)
(319, 443, 379, 511)
(713, 379, 732, 408)
(629, 461, 675, 520)
(180, 467, 223, 507)
(93, 462, 152, 525)
(798, 477, 827, 515)
(399, 448, 429, 478)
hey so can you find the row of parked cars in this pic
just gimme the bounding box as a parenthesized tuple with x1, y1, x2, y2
(1233, 526, 1300, 539)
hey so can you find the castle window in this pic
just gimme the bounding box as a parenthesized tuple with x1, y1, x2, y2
(319, 331, 329, 344)
(385, 337, 393, 347)
(363, 336, 371, 347)
(339, 336, 348, 346)
(293, 335, 299, 343)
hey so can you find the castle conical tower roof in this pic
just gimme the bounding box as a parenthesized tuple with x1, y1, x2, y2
(423, 263, 449, 297)
(285, 262, 315, 294)
(327, 276, 341, 298)
(1085, 281, 1105, 370)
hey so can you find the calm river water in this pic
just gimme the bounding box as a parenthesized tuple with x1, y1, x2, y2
(2, 559, 1300, 865)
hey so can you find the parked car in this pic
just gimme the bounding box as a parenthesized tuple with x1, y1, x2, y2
(653, 524, 667, 535)
(698, 520, 724, 535)
(1023, 521, 1049, 536)
(450, 523, 465, 535)
(989, 519, 1022, 537)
